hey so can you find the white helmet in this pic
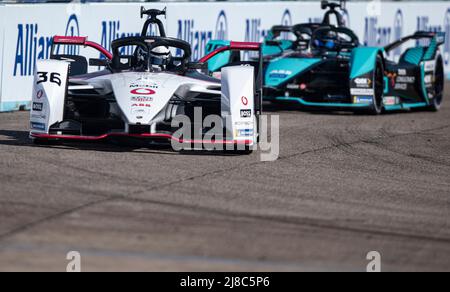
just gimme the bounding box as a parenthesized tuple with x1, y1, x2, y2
(149, 46, 171, 67)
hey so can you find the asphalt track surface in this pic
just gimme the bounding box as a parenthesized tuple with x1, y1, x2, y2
(0, 86, 450, 272)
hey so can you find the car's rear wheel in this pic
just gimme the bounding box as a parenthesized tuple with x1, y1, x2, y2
(428, 55, 444, 112)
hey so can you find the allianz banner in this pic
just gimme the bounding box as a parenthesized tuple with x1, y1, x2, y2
(1, 1, 450, 111)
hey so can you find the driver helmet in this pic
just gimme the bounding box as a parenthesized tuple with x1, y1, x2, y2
(314, 31, 337, 50)
(149, 46, 171, 68)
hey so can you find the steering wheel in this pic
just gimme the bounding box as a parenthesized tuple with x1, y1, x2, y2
(311, 26, 359, 52)
(133, 43, 150, 70)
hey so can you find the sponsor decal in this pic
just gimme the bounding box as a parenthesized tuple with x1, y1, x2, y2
(424, 74, 433, 84)
(394, 83, 408, 90)
(36, 90, 44, 99)
(31, 122, 46, 131)
(354, 78, 372, 88)
(383, 96, 398, 105)
(129, 83, 158, 89)
(237, 129, 254, 137)
(241, 96, 249, 106)
(130, 88, 156, 95)
(350, 88, 375, 96)
(31, 114, 46, 120)
(396, 76, 415, 83)
(424, 61, 436, 72)
(235, 121, 253, 127)
(386, 71, 398, 87)
(353, 96, 374, 104)
(131, 108, 150, 117)
(398, 69, 407, 76)
(131, 103, 151, 108)
(131, 96, 153, 102)
(240, 109, 252, 118)
(32, 102, 43, 111)
(269, 70, 292, 79)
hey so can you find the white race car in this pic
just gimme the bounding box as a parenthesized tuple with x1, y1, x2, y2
(29, 34, 263, 153)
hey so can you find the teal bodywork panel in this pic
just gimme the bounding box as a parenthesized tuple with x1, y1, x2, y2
(401, 47, 424, 65)
(350, 47, 382, 79)
(265, 58, 322, 87)
(423, 37, 437, 60)
(261, 40, 293, 56)
(204, 40, 231, 72)
(207, 51, 232, 72)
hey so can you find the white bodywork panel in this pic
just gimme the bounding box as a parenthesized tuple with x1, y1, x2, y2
(102, 72, 219, 125)
(30, 60, 69, 133)
(221, 66, 256, 143)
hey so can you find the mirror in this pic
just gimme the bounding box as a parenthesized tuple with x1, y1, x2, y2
(89, 58, 110, 67)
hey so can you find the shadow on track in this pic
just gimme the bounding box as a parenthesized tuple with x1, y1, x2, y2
(0, 130, 251, 157)
(262, 101, 424, 116)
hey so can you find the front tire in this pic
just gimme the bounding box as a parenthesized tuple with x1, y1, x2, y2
(367, 56, 385, 115)
(428, 55, 444, 112)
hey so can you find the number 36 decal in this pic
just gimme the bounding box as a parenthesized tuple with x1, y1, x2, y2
(37, 72, 62, 86)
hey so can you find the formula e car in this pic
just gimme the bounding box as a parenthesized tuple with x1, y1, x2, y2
(29, 9, 263, 152)
(262, 29, 445, 114)
(205, 1, 445, 114)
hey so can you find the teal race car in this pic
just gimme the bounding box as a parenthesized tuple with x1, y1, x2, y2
(204, 1, 445, 114)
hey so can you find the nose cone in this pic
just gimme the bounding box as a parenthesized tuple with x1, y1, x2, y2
(109, 72, 177, 125)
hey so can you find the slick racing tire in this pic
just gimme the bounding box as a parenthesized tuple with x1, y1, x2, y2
(365, 56, 385, 115)
(428, 55, 444, 112)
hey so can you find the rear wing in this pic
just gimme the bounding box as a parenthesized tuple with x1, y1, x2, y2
(385, 31, 445, 54)
(200, 41, 263, 118)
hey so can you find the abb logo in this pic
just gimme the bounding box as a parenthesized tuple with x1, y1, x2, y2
(132, 103, 151, 108)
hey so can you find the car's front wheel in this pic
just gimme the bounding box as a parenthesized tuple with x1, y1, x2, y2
(428, 55, 444, 112)
(367, 56, 385, 115)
